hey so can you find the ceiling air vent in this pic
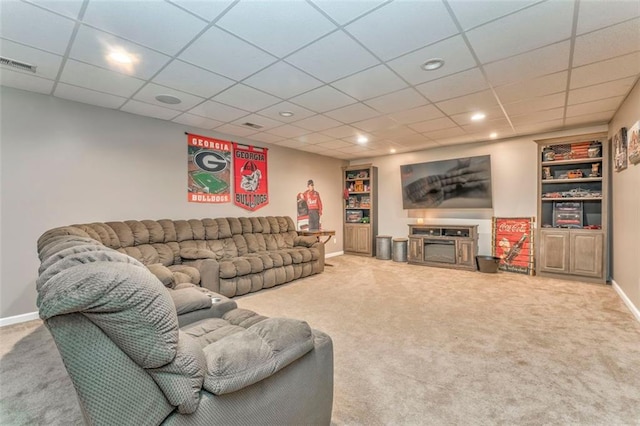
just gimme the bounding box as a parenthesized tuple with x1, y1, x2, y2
(242, 122, 263, 129)
(0, 56, 37, 73)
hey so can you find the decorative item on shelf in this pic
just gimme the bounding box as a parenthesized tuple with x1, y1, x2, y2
(361, 216, 370, 224)
(543, 149, 555, 161)
(569, 141, 591, 159)
(543, 167, 552, 179)
(346, 210, 363, 223)
(348, 183, 354, 192)
(589, 163, 600, 177)
(588, 141, 602, 158)
(360, 196, 370, 208)
(567, 169, 583, 179)
(357, 170, 369, 178)
(348, 196, 357, 208)
(354, 180, 364, 192)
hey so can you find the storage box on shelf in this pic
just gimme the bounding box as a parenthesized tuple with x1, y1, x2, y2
(536, 132, 609, 283)
(342, 164, 378, 256)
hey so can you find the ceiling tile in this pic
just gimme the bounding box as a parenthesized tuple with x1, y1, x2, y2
(409, 117, 458, 133)
(121, 100, 182, 120)
(0, 1, 75, 55)
(568, 77, 637, 105)
(324, 102, 381, 123)
(565, 97, 624, 118)
(388, 104, 445, 125)
(29, 0, 84, 19)
(372, 126, 419, 139)
(315, 139, 353, 150)
(448, 0, 538, 30)
(0, 39, 63, 80)
(510, 107, 564, 126)
(266, 124, 312, 139)
(59, 60, 145, 98)
(320, 125, 362, 139)
(573, 18, 640, 67)
(435, 90, 499, 116)
(82, 1, 207, 55)
(483, 41, 571, 87)
(387, 133, 433, 147)
(214, 123, 259, 137)
(294, 114, 343, 132)
(69, 25, 172, 79)
(345, 0, 458, 61)
(179, 26, 276, 80)
(285, 30, 379, 83)
(257, 101, 316, 122)
(502, 92, 566, 117)
(514, 119, 564, 135)
(244, 132, 284, 144)
(289, 85, 356, 113)
(232, 113, 284, 130)
(243, 61, 323, 99)
(0, 68, 54, 94)
(134, 83, 205, 111)
(295, 133, 333, 144)
(310, 0, 386, 25)
(352, 116, 400, 133)
(459, 117, 512, 134)
(365, 88, 428, 114)
(152, 60, 234, 98)
(570, 52, 640, 89)
(170, 0, 235, 22)
(171, 113, 224, 130)
(387, 35, 477, 85)
(216, 1, 336, 57)
(564, 111, 613, 127)
(494, 71, 568, 103)
(331, 65, 408, 101)
(213, 84, 280, 112)
(54, 83, 126, 109)
(187, 100, 249, 122)
(423, 126, 467, 141)
(272, 139, 309, 149)
(416, 68, 489, 102)
(466, 1, 574, 63)
(449, 106, 507, 126)
(577, 0, 640, 35)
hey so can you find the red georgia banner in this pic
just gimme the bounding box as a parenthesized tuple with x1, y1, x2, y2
(187, 133, 232, 203)
(233, 143, 268, 211)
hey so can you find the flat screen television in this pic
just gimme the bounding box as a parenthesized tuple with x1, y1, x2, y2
(400, 155, 493, 209)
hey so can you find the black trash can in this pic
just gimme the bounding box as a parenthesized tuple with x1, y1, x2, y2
(476, 255, 500, 273)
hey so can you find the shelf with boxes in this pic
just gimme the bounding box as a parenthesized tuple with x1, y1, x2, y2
(342, 164, 377, 256)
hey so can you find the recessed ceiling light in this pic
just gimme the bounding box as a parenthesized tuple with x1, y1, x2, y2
(390, 148, 397, 154)
(108, 49, 133, 64)
(421, 58, 445, 71)
(490, 132, 498, 139)
(155, 94, 182, 105)
(279, 111, 294, 117)
(357, 136, 368, 144)
(471, 112, 486, 121)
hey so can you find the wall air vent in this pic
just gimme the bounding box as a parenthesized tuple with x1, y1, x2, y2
(242, 122, 263, 129)
(0, 56, 37, 73)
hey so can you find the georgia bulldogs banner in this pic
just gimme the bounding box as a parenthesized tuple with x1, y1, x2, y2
(233, 143, 268, 211)
(187, 133, 231, 203)
(491, 217, 535, 275)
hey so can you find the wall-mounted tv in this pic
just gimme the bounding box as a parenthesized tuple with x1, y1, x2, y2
(400, 155, 493, 209)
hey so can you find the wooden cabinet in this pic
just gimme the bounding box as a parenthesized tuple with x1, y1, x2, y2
(535, 132, 609, 283)
(342, 164, 378, 256)
(407, 224, 478, 271)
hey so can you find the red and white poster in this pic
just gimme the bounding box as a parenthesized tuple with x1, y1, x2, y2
(233, 143, 268, 211)
(187, 133, 232, 203)
(492, 217, 535, 275)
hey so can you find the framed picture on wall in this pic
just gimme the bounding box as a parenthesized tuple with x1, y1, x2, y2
(627, 120, 639, 165)
(613, 127, 628, 172)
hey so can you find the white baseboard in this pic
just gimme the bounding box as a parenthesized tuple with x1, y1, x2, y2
(0, 311, 40, 328)
(326, 251, 344, 258)
(612, 280, 640, 323)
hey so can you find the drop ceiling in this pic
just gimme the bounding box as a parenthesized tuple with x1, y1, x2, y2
(1, 0, 638, 160)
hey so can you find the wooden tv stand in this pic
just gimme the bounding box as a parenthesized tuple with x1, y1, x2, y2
(407, 224, 478, 271)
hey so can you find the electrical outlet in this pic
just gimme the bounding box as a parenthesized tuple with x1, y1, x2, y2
(333, 237, 337, 244)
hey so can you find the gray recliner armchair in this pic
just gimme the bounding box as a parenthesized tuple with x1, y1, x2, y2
(36, 235, 334, 425)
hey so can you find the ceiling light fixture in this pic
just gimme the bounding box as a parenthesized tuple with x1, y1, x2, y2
(108, 49, 134, 64)
(471, 112, 486, 121)
(490, 132, 498, 139)
(390, 148, 397, 154)
(421, 58, 445, 71)
(279, 111, 294, 117)
(155, 94, 182, 105)
(357, 136, 368, 144)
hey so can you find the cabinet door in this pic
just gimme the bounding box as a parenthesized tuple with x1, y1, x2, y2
(457, 240, 474, 268)
(539, 230, 570, 274)
(570, 231, 603, 278)
(408, 237, 423, 262)
(355, 225, 371, 254)
(344, 225, 357, 252)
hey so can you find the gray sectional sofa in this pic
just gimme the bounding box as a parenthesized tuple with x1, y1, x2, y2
(35, 217, 334, 425)
(37, 216, 324, 299)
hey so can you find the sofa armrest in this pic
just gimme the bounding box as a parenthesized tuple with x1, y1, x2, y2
(294, 235, 318, 247)
(183, 259, 220, 294)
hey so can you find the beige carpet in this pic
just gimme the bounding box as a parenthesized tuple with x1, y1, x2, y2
(2, 255, 639, 425)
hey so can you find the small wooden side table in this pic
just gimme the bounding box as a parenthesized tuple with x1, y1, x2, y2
(299, 229, 335, 266)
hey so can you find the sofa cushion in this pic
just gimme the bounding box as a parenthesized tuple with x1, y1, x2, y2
(147, 263, 174, 287)
(169, 288, 213, 315)
(202, 318, 314, 395)
(168, 265, 201, 284)
(180, 248, 217, 260)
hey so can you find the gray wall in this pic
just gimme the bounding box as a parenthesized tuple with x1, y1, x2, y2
(0, 87, 346, 319)
(608, 80, 640, 315)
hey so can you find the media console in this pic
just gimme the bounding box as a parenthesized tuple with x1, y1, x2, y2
(407, 224, 479, 271)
